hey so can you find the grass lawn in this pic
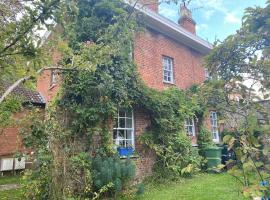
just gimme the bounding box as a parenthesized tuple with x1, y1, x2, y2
(0, 175, 23, 200)
(0, 175, 21, 185)
(125, 173, 247, 200)
(0, 188, 24, 200)
(0, 173, 246, 200)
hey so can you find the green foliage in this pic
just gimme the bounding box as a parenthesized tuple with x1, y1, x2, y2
(0, 96, 22, 129)
(141, 131, 202, 178)
(22, 0, 207, 199)
(197, 126, 215, 156)
(136, 183, 145, 195)
(92, 154, 135, 194)
(205, 1, 270, 198)
(0, 0, 62, 83)
(23, 150, 53, 200)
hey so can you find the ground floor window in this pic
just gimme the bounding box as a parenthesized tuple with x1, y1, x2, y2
(210, 111, 219, 143)
(113, 109, 135, 149)
(185, 118, 196, 136)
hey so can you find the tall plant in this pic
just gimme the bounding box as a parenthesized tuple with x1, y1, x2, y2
(205, 2, 270, 198)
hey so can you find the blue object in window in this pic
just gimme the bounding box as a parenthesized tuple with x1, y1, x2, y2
(260, 181, 270, 200)
(260, 181, 269, 186)
(117, 147, 134, 156)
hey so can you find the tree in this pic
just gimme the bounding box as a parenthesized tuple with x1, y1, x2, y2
(0, 0, 60, 79)
(0, 0, 62, 137)
(205, 1, 270, 198)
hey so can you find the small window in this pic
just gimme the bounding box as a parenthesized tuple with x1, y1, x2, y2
(205, 68, 211, 80)
(210, 111, 219, 142)
(113, 109, 135, 149)
(163, 56, 174, 83)
(185, 118, 195, 136)
(50, 70, 57, 86)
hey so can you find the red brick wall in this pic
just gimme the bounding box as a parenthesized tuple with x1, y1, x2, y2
(0, 110, 29, 157)
(138, 0, 158, 12)
(37, 69, 61, 103)
(133, 108, 156, 180)
(134, 28, 205, 91)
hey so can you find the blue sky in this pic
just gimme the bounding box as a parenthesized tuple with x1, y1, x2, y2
(159, 0, 267, 43)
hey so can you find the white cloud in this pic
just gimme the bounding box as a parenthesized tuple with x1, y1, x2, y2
(225, 12, 241, 24)
(191, 0, 227, 13)
(203, 9, 215, 20)
(159, 6, 178, 19)
(197, 23, 209, 31)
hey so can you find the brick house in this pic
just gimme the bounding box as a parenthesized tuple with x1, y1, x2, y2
(0, 83, 45, 173)
(36, 0, 217, 178)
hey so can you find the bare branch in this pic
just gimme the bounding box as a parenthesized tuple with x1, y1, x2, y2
(0, 67, 77, 104)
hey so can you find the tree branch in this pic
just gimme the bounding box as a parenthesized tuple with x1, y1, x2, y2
(0, 67, 77, 104)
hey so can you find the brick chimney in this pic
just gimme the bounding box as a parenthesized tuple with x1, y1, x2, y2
(178, 3, 196, 34)
(139, 0, 158, 12)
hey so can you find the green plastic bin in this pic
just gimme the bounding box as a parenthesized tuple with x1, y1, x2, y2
(205, 147, 222, 169)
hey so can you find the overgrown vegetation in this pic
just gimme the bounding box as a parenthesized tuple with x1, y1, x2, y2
(1, 0, 270, 199)
(205, 1, 270, 198)
(20, 0, 209, 199)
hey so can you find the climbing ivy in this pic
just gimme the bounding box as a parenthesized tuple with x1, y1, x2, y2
(22, 0, 208, 198)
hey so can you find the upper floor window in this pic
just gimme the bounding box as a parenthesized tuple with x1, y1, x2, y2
(210, 111, 219, 143)
(162, 56, 174, 83)
(113, 109, 135, 149)
(50, 70, 57, 86)
(185, 118, 195, 136)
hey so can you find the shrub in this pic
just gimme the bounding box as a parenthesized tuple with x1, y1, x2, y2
(92, 154, 135, 195)
(141, 131, 202, 179)
(197, 126, 215, 156)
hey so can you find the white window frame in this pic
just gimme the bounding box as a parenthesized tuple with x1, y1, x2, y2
(205, 68, 211, 80)
(51, 70, 57, 86)
(113, 109, 135, 149)
(210, 111, 219, 143)
(162, 56, 174, 84)
(185, 118, 196, 137)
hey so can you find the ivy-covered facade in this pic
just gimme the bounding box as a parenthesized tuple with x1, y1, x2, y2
(35, 1, 215, 180)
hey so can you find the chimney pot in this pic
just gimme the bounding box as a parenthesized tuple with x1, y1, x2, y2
(138, 0, 158, 12)
(178, 4, 196, 34)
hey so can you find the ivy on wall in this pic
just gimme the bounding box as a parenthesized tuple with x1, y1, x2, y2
(21, 0, 211, 198)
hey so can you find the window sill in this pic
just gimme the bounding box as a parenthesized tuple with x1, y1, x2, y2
(120, 154, 139, 159)
(163, 81, 175, 85)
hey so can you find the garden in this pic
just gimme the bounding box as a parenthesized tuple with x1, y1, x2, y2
(0, 0, 270, 199)
(0, 173, 246, 200)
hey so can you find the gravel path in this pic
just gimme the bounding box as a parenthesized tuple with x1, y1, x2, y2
(0, 184, 21, 191)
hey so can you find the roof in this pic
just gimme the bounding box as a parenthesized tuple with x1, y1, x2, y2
(0, 82, 45, 105)
(125, 1, 213, 55)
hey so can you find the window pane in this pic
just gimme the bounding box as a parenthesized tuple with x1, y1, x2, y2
(126, 118, 132, 128)
(164, 70, 169, 76)
(118, 130, 125, 139)
(126, 140, 132, 147)
(119, 118, 125, 128)
(118, 140, 125, 147)
(126, 110, 132, 118)
(119, 110, 125, 117)
(126, 130, 132, 139)
(113, 130, 117, 139)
